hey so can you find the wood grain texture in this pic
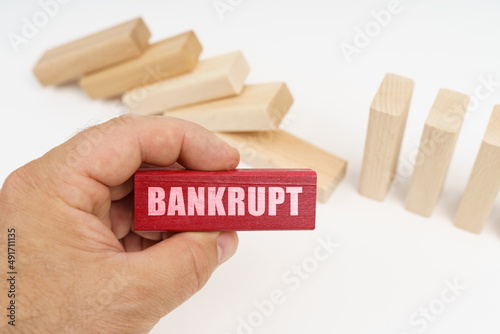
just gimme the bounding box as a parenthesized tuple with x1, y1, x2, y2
(217, 130, 347, 203)
(33, 18, 150, 86)
(163, 83, 293, 131)
(405, 89, 469, 217)
(359, 73, 415, 201)
(454, 105, 500, 234)
(123, 51, 250, 115)
(134, 169, 316, 231)
(79, 31, 202, 99)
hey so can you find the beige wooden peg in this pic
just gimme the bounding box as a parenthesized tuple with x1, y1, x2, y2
(80, 31, 202, 99)
(405, 89, 469, 217)
(164, 83, 292, 131)
(33, 18, 150, 86)
(123, 51, 249, 115)
(217, 130, 347, 203)
(359, 73, 415, 201)
(454, 105, 500, 233)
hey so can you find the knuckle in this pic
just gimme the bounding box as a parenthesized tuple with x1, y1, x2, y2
(1, 160, 59, 207)
(117, 113, 140, 124)
(93, 114, 137, 136)
(0, 166, 32, 205)
(2, 163, 34, 193)
(1, 171, 19, 200)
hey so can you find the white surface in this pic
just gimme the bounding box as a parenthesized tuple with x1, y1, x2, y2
(2, 0, 500, 333)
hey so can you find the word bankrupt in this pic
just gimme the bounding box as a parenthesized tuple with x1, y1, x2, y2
(148, 186, 303, 216)
(134, 169, 316, 231)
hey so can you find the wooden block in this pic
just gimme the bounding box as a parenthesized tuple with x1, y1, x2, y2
(163, 83, 293, 131)
(79, 31, 202, 99)
(405, 89, 469, 217)
(134, 169, 316, 231)
(217, 130, 347, 203)
(123, 51, 250, 115)
(359, 73, 415, 201)
(454, 105, 500, 234)
(33, 18, 151, 86)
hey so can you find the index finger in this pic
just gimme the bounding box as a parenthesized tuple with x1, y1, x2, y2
(50, 114, 240, 186)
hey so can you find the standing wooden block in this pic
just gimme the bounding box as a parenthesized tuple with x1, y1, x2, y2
(405, 89, 469, 217)
(454, 105, 500, 234)
(359, 73, 415, 201)
(217, 130, 347, 203)
(163, 83, 293, 131)
(79, 31, 202, 99)
(123, 51, 250, 115)
(134, 169, 316, 231)
(33, 18, 151, 86)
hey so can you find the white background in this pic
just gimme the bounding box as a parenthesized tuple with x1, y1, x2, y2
(2, 0, 500, 333)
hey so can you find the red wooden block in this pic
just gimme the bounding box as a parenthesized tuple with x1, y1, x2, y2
(134, 169, 317, 231)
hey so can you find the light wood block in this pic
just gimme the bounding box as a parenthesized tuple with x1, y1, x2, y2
(33, 18, 151, 86)
(454, 105, 500, 234)
(217, 130, 347, 203)
(123, 51, 250, 115)
(163, 83, 292, 131)
(79, 31, 202, 99)
(405, 89, 469, 217)
(359, 73, 415, 201)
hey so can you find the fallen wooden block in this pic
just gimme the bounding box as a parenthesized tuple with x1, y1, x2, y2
(163, 83, 293, 131)
(217, 130, 347, 203)
(454, 105, 500, 234)
(123, 51, 250, 115)
(33, 18, 150, 86)
(405, 89, 469, 217)
(79, 31, 202, 99)
(359, 73, 415, 201)
(134, 169, 316, 231)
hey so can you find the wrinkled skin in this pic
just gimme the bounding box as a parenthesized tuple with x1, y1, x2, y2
(0, 115, 239, 333)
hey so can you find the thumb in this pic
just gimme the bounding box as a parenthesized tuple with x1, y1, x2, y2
(129, 231, 238, 316)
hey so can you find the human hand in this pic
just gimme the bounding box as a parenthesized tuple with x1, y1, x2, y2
(0, 114, 240, 333)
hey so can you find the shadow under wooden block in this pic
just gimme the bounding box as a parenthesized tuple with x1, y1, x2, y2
(217, 130, 347, 203)
(163, 83, 293, 131)
(123, 51, 250, 115)
(33, 18, 151, 86)
(454, 105, 500, 234)
(359, 73, 415, 201)
(405, 89, 469, 217)
(79, 31, 202, 99)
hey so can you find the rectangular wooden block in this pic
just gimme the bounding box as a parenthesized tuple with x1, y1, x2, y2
(217, 130, 347, 203)
(33, 18, 151, 86)
(359, 73, 415, 201)
(454, 105, 500, 234)
(405, 89, 469, 217)
(79, 31, 202, 99)
(163, 83, 293, 131)
(134, 169, 317, 231)
(123, 51, 250, 115)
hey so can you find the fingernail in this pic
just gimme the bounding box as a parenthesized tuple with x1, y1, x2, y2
(217, 232, 238, 264)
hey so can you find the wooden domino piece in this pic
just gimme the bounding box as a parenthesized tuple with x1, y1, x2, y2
(79, 31, 202, 99)
(33, 18, 151, 86)
(134, 169, 317, 231)
(359, 73, 415, 201)
(163, 83, 293, 131)
(217, 130, 347, 203)
(123, 51, 250, 115)
(454, 105, 500, 234)
(405, 89, 469, 217)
